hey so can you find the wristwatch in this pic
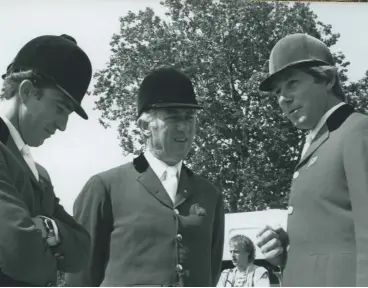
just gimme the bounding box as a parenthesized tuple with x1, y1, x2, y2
(38, 216, 61, 247)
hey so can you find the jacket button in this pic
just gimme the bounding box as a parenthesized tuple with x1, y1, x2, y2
(174, 209, 180, 215)
(293, 171, 299, 179)
(288, 206, 294, 215)
(176, 264, 183, 272)
(176, 234, 183, 241)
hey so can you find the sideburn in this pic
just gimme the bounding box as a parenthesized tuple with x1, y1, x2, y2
(146, 129, 164, 160)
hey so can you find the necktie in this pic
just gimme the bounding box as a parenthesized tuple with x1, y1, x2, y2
(21, 145, 39, 181)
(162, 166, 178, 204)
(301, 133, 313, 158)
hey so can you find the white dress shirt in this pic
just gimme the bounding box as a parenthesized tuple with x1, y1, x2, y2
(0, 115, 39, 181)
(144, 150, 182, 203)
(301, 102, 345, 158)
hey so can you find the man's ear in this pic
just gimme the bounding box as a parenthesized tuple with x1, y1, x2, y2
(325, 67, 338, 91)
(137, 119, 151, 137)
(18, 80, 35, 103)
(142, 128, 151, 137)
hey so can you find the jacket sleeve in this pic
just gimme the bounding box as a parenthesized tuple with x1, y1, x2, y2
(211, 191, 225, 286)
(65, 174, 113, 287)
(0, 147, 57, 286)
(50, 197, 91, 272)
(343, 127, 368, 286)
(35, 164, 91, 273)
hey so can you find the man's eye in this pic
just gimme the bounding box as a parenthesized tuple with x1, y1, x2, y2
(272, 88, 281, 98)
(288, 80, 298, 87)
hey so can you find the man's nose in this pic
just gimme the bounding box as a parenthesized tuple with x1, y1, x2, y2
(278, 92, 294, 106)
(177, 121, 187, 132)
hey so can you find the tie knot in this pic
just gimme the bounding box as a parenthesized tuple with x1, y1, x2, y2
(306, 133, 314, 144)
(165, 167, 177, 179)
(21, 145, 31, 156)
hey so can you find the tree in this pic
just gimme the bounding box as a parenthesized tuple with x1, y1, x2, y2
(346, 71, 368, 113)
(92, 0, 356, 213)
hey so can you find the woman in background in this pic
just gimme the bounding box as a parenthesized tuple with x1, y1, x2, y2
(217, 235, 270, 287)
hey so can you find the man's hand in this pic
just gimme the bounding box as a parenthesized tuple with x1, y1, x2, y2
(32, 217, 47, 239)
(256, 225, 288, 267)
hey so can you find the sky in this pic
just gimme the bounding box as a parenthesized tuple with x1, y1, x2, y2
(0, 1, 367, 214)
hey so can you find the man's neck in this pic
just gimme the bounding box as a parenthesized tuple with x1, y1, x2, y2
(310, 97, 343, 132)
(236, 264, 248, 273)
(146, 147, 180, 166)
(324, 96, 343, 117)
(0, 99, 20, 132)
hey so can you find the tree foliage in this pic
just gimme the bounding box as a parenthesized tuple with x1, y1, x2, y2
(92, 0, 368, 212)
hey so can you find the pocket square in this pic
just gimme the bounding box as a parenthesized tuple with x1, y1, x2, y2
(189, 203, 207, 216)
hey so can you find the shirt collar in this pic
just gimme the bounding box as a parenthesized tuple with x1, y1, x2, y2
(0, 114, 26, 152)
(307, 102, 345, 142)
(144, 150, 182, 180)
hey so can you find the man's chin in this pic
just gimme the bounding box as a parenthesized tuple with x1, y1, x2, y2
(28, 138, 45, 148)
(291, 117, 313, 130)
(172, 150, 190, 161)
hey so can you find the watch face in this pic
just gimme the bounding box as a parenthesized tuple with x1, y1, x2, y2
(44, 219, 52, 231)
(42, 218, 61, 246)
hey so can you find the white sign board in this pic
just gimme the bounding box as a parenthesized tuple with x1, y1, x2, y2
(223, 209, 288, 261)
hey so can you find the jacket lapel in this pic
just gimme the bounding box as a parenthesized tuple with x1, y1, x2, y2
(295, 104, 355, 170)
(326, 104, 355, 132)
(6, 136, 41, 187)
(0, 116, 41, 187)
(0, 117, 10, 144)
(0, 117, 39, 213)
(134, 153, 196, 208)
(134, 153, 174, 208)
(138, 167, 174, 208)
(175, 165, 194, 208)
(296, 125, 329, 170)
